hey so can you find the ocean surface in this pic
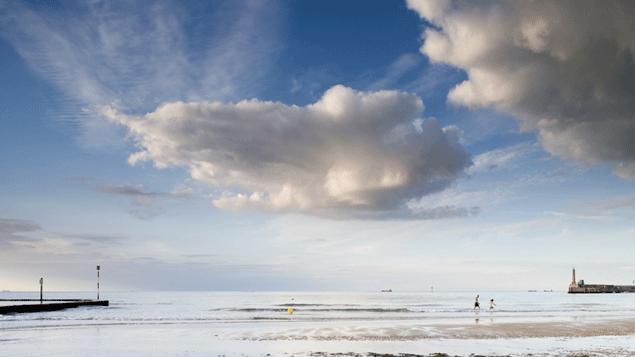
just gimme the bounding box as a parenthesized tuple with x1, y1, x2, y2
(3, 290, 635, 326)
(2, 291, 635, 356)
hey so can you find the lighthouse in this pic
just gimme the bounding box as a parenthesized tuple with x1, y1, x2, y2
(572, 267, 575, 285)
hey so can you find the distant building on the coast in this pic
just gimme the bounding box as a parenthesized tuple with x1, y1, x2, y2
(568, 267, 635, 293)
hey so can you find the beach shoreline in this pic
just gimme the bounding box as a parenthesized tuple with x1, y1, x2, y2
(2, 318, 635, 356)
(6, 316, 635, 339)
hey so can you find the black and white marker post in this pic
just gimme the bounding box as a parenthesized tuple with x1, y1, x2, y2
(96, 266, 100, 300)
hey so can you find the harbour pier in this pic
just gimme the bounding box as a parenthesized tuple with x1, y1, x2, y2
(568, 267, 635, 293)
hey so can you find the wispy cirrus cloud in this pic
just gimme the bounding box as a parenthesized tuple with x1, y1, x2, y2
(367, 53, 466, 101)
(578, 195, 635, 215)
(0, 0, 281, 147)
(367, 53, 423, 91)
(92, 183, 195, 220)
(93, 183, 194, 199)
(56, 233, 123, 244)
(0, 218, 40, 249)
(468, 142, 540, 174)
(0, 218, 42, 234)
(0, 218, 124, 257)
(64, 175, 99, 182)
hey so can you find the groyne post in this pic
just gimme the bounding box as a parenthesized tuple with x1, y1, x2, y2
(39, 278, 43, 304)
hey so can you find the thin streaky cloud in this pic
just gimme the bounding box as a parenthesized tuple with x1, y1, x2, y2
(0, 218, 42, 233)
(56, 233, 123, 244)
(64, 175, 98, 181)
(579, 195, 635, 211)
(367, 53, 423, 91)
(468, 142, 540, 174)
(90, 183, 194, 220)
(0, 0, 281, 148)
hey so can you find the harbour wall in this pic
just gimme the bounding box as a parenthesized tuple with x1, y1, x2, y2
(568, 284, 635, 293)
(567, 268, 635, 293)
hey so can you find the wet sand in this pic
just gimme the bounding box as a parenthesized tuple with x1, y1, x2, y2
(434, 318, 635, 340)
(2, 318, 635, 356)
(236, 317, 635, 341)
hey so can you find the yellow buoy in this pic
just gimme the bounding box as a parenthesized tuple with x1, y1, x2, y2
(288, 307, 293, 314)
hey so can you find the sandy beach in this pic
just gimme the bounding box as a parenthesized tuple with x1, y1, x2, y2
(244, 318, 635, 341)
(2, 318, 635, 356)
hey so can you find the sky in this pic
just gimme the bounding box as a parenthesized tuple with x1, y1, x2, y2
(1, 0, 634, 292)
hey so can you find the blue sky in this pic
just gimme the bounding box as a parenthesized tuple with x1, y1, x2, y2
(1, 0, 634, 292)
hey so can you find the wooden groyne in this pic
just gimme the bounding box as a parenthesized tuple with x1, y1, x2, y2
(1, 270, 108, 314)
(568, 267, 635, 293)
(0, 300, 109, 314)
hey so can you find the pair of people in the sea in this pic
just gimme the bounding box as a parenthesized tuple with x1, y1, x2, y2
(474, 295, 496, 310)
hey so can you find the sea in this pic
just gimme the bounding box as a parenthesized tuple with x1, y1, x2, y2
(2, 290, 635, 356)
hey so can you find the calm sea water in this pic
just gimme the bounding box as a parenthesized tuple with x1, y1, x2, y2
(3, 291, 635, 356)
(2, 290, 635, 330)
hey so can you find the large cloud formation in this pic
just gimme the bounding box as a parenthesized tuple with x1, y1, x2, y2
(407, 0, 635, 179)
(106, 85, 472, 219)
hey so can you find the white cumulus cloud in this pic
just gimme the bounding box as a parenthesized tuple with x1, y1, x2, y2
(407, 0, 635, 179)
(105, 85, 473, 219)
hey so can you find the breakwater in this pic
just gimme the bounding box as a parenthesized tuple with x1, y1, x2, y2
(568, 267, 635, 293)
(0, 300, 109, 314)
(568, 284, 635, 293)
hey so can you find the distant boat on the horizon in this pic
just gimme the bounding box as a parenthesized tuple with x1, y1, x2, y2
(381, 289, 392, 292)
